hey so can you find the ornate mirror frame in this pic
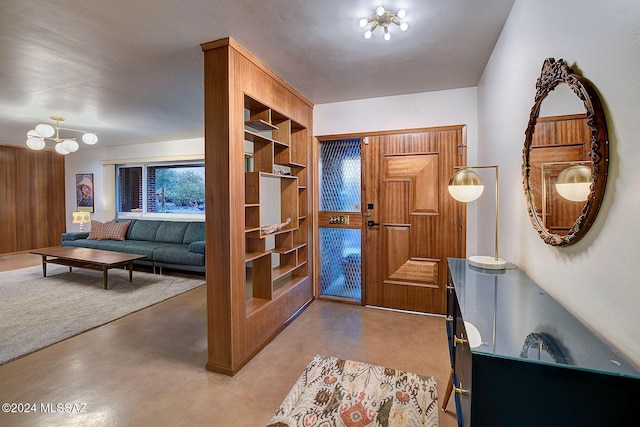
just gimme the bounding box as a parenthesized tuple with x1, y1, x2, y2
(523, 58, 609, 246)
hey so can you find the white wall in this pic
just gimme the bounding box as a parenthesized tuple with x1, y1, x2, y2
(314, 87, 480, 252)
(478, 0, 640, 364)
(64, 138, 204, 230)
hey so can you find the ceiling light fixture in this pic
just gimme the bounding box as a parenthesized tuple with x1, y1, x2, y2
(359, 6, 408, 40)
(26, 116, 98, 155)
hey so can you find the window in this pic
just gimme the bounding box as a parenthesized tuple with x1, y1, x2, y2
(117, 162, 205, 217)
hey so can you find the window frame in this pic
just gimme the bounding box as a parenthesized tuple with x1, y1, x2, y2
(116, 160, 206, 221)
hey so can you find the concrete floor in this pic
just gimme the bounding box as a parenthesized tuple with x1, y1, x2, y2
(0, 254, 457, 426)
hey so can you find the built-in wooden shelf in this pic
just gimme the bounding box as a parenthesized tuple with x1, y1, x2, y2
(272, 242, 306, 255)
(245, 251, 270, 262)
(203, 38, 312, 376)
(242, 94, 310, 319)
(245, 119, 278, 131)
(244, 129, 282, 146)
(246, 297, 269, 316)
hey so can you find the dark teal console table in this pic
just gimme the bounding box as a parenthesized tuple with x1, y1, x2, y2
(446, 258, 640, 427)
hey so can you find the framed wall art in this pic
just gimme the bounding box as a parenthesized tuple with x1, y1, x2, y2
(76, 173, 94, 213)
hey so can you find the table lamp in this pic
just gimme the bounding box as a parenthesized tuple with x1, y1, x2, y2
(72, 211, 91, 231)
(448, 165, 506, 270)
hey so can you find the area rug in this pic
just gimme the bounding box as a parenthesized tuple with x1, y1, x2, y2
(267, 354, 439, 427)
(0, 265, 205, 365)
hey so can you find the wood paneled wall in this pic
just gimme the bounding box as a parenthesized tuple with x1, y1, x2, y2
(0, 145, 66, 254)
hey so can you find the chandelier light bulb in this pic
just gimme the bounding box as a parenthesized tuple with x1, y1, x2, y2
(82, 133, 98, 145)
(62, 139, 80, 152)
(364, 30, 372, 39)
(376, 6, 385, 16)
(400, 22, 409, 31)
(35, 123, 55, 138)
(54, 142, 70, 155)
(27, 137, 46, 150)
(384, 31, 391, 41)
(397, 9, 406, 19)
(359, 18, 368, 28)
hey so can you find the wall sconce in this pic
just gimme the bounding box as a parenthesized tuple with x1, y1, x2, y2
(72, 211, 91, 231)
(448, 165, 506, 270)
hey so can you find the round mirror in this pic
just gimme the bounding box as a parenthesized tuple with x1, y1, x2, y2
(522, 58, 609, 246)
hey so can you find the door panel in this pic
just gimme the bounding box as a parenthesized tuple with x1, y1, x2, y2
(318, 138, 362, 302)
(384, 154, 440, 215)
(363, 128, 466, 314)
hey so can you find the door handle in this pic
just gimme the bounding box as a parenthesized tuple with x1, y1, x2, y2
(367, 220, 380, 227)
(453, 335, 468, 347)
(363, 213, 372, 217)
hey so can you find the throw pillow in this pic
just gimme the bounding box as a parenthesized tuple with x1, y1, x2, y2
(87, 220, 106, 240)
(98, 221, 132, 241)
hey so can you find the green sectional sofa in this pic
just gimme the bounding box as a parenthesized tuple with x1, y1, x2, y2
(61, 219, 205, 274)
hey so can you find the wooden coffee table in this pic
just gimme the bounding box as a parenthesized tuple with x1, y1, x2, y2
(30, 246, 147, 289)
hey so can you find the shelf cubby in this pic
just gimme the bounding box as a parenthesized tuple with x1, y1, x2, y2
(245, 205, 260, 232)
(245, 119, 277, 132)
(290, 122, 307, 167)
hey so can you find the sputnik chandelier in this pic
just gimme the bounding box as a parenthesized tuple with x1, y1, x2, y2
(359, 6, 408, 40)
(26, 116, 98, 155)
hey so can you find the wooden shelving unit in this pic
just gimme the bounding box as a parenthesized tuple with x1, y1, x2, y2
(202, 37, 313, 376)
(243, 96, 308, 316)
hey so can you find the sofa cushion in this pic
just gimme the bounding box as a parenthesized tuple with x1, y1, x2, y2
(124, 241, 167, 258)
(183, 222, 205, 244)
(156, 221, 189, 244)
(98, 221, 131, 241)
(62, 232, 89, 241)
(61, 239, 100, 249)
(152, 245, 205, 266)
(87, 220, 107, 240)
(188, 241, 205, 254)
(126, 220, 162, 241)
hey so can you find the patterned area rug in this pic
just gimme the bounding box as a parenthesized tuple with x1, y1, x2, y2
(268, 354, 439, 427)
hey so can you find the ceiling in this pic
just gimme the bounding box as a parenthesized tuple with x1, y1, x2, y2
(0, 0, 514, 147)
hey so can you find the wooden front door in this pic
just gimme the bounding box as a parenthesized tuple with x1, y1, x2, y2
(363, 126, 466, 314)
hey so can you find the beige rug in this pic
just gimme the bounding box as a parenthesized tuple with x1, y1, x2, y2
(268, 354, 439, 427)
(0, 265, 205, 365)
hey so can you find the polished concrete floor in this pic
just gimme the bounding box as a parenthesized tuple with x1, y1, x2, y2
(0, 253, 457, 426)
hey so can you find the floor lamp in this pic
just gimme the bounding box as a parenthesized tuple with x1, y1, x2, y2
(448, 165, 506, 270)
